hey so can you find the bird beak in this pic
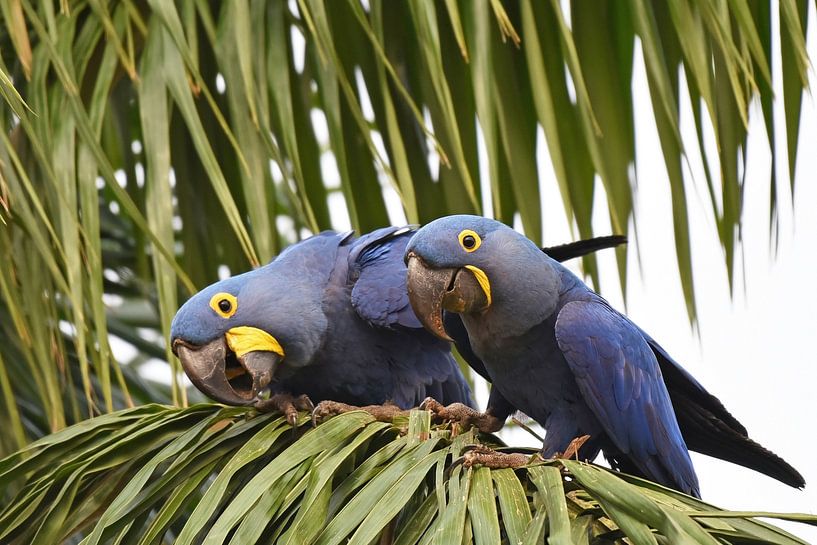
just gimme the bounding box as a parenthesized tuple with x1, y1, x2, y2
(405, 253, 492, 341)
(172, 327, 284, 405)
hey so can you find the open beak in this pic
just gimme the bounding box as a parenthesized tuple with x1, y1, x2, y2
(172, 328, 283, 405)
(405, 253, 492, 341)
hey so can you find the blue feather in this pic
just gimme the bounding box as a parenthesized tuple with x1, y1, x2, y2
(349, 226, 422, 329)
(555, 301, 699, 496)
(172, 226, 473, 410)
(406, 215, 804, 496)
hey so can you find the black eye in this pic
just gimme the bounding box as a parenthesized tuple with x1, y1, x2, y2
(462, 235, 476, 249)
(218, 299, 232, 313)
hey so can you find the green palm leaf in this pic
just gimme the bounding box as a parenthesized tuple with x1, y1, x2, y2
(1, 407, 814, 544)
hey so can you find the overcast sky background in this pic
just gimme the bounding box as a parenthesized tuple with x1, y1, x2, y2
(140, 3, 817, 540)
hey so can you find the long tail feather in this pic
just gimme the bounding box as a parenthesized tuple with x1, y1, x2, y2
(675, 396, 805, 488)
(542, 235, 627, 262)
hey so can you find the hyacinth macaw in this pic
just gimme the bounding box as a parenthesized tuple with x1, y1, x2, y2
(170, 225, 624, 422)
(405, 215, 804, 497)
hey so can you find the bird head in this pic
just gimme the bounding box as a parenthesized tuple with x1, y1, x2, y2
(405, 215, 559, 340)
(170, 246, 330, 405)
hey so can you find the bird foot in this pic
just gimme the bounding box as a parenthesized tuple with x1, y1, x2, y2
(420, 397, 504, 433)
(254, 393, 314, 427)
(462, 446, 531, 469)
(311, 400, 409, 426)
(553, 434, 591, 460)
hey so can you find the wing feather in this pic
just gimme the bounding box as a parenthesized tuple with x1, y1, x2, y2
(348, 227, 422, 329)
(555, 301, 700, 496)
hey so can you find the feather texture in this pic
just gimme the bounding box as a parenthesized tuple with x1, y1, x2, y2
(405, 215, 805, 497)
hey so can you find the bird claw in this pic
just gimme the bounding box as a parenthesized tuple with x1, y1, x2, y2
(312, 401, 356, 426)
(254, 393, 314, 427)
(553, 434, 591, 460)
(420, 397, 504, 433)
(460, 445, 531, 469)
(312, 401, 409, 426)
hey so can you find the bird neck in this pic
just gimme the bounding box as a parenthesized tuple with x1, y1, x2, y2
(461, 245, 562, 341)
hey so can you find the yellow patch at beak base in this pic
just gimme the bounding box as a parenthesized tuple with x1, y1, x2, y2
(225, 326, 285, 358)
(464, 265, 492, 307)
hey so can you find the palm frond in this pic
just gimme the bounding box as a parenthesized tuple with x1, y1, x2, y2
(1, 407, 814, 545)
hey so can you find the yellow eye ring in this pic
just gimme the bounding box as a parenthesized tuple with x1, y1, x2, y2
(458, 229, 481, 252)
(209, 292, 237, 318)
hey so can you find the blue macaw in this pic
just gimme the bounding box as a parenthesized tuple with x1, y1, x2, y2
(170, 225, 623, 423)
(405, 215, 804, 497)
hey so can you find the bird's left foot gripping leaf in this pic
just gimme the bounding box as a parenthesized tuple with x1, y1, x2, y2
(420, 398, 505, 434)
(458, 436, 590, 470)
(311, 401, 410, 425)
(255, 393, 315, 426)
(461, 446, 531, 469)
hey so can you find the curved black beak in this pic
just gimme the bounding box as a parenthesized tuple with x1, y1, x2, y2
(406, 253, 491, 341)
(173, 337, 280, 405)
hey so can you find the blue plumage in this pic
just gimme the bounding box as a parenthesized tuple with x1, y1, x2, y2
(349, 227, 423, 329)
(405, 215, 804, 497)
(555, 300, 699, 495)
(171, 224, 624, 412)
(171, 227, 473, 409)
